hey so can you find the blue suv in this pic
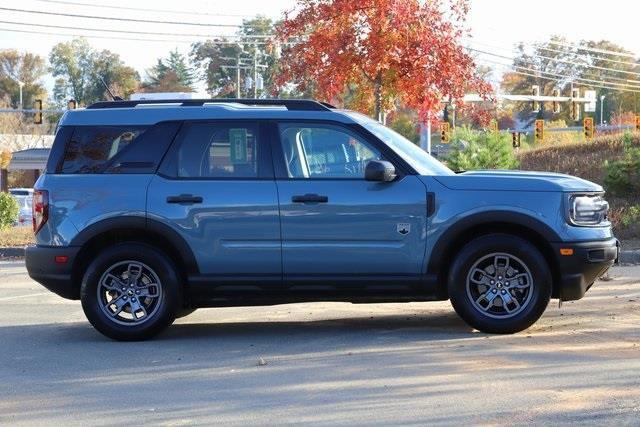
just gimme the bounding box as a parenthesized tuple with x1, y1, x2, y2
(26, 99, 618, 340)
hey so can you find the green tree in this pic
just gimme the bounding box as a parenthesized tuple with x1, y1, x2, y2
(49, 38, 140, 105)
(191, 16, 278, 98)
(49, 38, 94, 105)
(144, 49, 196, 92)
(0, 49, 47, 109)
(86, 50, 140, 102)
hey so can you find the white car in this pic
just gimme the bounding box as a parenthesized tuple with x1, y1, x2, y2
(9, 188, 34, 227)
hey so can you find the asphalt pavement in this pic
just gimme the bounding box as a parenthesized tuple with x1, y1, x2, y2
(0, 261, 639, 425)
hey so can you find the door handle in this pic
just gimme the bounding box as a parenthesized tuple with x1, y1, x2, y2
(291, 193, 329, 203)
(166, 194, 203, 205)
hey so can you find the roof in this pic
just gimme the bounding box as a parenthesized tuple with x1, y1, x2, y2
(61, 99, 357, 127)
(7, 148, 50, 170)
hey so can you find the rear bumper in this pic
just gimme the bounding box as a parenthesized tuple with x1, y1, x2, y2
(552, 238, 619, 301)
(25, 246, 81, 300)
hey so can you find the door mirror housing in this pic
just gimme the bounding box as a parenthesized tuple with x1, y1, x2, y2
(365, 160, 396, 182)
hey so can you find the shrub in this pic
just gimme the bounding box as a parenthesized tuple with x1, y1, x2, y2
(604, 133, 640, 197)
(619, 205, 640, 228)
(388, 114, 419, 144)
(0, 193, 19, 230)
(446, 128, 519, 171)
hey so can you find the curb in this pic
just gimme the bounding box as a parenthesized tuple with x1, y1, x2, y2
(2, 246, 640, 265)
(619, 250, 640, 265)
(0, 247, 27, 258)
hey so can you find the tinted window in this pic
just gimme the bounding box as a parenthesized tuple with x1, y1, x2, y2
(278, 123, 382, 178)
(175, 122, 259, 178)
(61, 126, 147, 173)
(9, 190, 30, 196)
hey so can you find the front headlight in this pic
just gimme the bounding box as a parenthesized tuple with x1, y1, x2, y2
(567, 194, 609, 226)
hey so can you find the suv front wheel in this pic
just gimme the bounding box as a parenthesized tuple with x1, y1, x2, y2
(80, 243, 181, 341)
(448, 234, 552, 334)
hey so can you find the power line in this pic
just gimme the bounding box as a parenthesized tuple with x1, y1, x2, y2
(475, 57, 640, 93)
(30, 0, 254, 18)
(0, 27, 279, 45)
(0, 19, 278, 39)
(536, 44, 640, 68)
(481, 27, 639, 58)
(470, 38, 640, 69)
(540, 39, 638, 59)
(0, 6, 252, 28)
(469, 46, 640, 82)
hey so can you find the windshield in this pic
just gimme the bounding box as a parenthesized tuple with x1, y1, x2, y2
(346, 112, 454, 176)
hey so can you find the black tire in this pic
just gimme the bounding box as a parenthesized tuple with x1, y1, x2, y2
(448, 234, 551, 334)
(80, 242, 181, 341)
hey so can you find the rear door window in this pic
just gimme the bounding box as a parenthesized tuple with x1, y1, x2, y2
(164, 122, 263, 179)
(61, 126, 147, 173)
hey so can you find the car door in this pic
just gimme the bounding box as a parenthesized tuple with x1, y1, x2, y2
(271, 120, 428, 284)
(147, 120, 281, 283)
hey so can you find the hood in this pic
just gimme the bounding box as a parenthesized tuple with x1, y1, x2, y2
(433, 170, 603, 192)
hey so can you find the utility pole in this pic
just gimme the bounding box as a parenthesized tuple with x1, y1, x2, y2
(221, 48, 252, 99)
(18, 80, 24, 111)
(236, 51, 241, 98)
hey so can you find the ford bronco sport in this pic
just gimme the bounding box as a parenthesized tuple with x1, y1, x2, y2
(26, 99, 618, 340)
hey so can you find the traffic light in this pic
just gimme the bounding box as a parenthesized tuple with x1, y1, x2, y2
(440, 122, 450, 143)
(552, 88, 561, 113)
(636, 116, 640, 132)
(34, 99, 43, 124)
(534, 119, 544, 143)
(571, 88, 580, 121)
(583, 117, 595, 140)
(67, 99, 77, 110)
(532, 85, 540, 112)
(512, 132, 521, 148)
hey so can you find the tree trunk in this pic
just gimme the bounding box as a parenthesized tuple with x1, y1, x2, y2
(374, 72, 383, 122)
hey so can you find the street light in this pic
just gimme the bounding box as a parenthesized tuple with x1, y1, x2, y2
(9, 77, 25, 110)
(600, 95, 606, 126)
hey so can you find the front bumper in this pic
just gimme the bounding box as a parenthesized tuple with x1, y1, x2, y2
(551, 238, 618, 301)
(26, 246, 81, 300)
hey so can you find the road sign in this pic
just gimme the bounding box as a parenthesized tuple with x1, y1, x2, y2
(439, 122, 450, 143)
(584, 90, 597, 112)
(229, 128, 248, 164)
(534, 119, 544, 143)
(583, 117, 594, 140)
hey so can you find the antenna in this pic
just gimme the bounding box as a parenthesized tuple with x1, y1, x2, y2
(97, 75, 123, 101)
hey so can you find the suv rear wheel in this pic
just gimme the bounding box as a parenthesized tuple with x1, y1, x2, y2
(80, 243, 181, 341)
(448, 234, 552, 334)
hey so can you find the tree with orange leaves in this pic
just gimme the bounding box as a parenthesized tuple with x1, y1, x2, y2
(276, 0, 490, 121)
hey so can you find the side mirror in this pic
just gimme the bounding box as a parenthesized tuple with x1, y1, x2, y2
(365, 160, 396, 182)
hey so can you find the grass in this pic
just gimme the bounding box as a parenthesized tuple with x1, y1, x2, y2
(518, 132, 640, 240)
(0, 226, 35, 247)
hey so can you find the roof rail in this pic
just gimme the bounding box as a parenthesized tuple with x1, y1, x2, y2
(86, 98, 335, 111)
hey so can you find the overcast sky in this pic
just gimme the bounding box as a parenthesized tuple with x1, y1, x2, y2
(1, 0, 638, 92)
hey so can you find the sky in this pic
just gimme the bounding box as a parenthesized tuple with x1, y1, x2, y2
(1, 0, 639, 93)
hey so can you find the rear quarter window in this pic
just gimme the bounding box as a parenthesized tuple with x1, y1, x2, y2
(60, 126, 147, 174)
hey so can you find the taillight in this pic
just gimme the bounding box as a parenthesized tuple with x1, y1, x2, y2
(33, 190, 49, 234)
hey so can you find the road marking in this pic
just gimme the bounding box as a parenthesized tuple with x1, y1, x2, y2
(0, 292, 51, 302)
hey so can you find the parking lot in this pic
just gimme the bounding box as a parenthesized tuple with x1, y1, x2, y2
(0, 261, 639, 425)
